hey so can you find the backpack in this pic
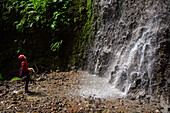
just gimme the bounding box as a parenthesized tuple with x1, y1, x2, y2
(19, 61, 30, 81)
(19, 62, 25, 77)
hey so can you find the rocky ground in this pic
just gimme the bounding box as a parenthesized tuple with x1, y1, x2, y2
(0, 71, 161, 113)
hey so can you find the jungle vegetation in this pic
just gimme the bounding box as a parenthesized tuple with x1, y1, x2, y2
(0, 0, 94, 79)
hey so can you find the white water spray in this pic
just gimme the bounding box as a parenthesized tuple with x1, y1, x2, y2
(107, 19, 159, 94)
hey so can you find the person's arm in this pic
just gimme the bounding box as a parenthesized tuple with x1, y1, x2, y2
(28, 68, 35, 73)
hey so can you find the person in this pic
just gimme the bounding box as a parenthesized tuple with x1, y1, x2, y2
(18, 54, 35, 93)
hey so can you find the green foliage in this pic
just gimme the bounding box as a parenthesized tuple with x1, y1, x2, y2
(1, 0, 94, 78)
(51, 40, 63, 52)
(10, 77, 21, 82)
(15, 0, 73, 33)
(71, 0, 94, 66)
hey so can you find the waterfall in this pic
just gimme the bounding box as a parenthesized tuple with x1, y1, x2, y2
(107, 20, 159, 94)
(85, 1, 170, 108)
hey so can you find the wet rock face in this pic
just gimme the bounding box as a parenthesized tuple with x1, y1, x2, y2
(84, 0, 170, 111)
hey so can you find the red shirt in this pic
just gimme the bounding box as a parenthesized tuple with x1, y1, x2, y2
(21, 60, 29, 75)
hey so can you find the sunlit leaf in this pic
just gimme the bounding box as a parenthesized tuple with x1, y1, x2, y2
(30, 23, 33, 27)
(51, 24, 55, 28)
(10, 77, 21, 82)
(35, 15, 39, 21)
(19, 19, 26, 26)
(74, 18, 77, 22)
(16, 49, 20, 53)
(27, 11, 35, 14)
(51, 40, 63, 52)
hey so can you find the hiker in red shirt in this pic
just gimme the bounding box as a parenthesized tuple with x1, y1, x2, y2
(18, 55, 35, 93)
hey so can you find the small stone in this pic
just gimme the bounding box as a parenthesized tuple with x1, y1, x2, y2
(155, 110, 160, 113)
(89, 99, 95, 104)
(53, 107, 58, 111)
(111, 106, 115, 108)
(42, 100, 46, 103)
(12, 101, 17, 104)
(38, 108, 41, 112)
(36, 77, 46, 81)
(48, 102, 52, 106)
(58, 103, 63, 107)
(13, 98, 17, 101)
(96, 108, 102, 112)
(55, 101, 61, 104)
(58, 107, 63, 111)
(127, 96, 135, 100)
(85, 107, 90, 112)
(48, 106, 51, 109)
(120, 102, 124, 105)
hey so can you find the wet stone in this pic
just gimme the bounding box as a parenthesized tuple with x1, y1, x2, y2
(12, 101, 17, 104)
(36, 77, 46, 81)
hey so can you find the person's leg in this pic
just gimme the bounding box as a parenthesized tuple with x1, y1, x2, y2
(25, 80, 28, 93)
(25, 76, 29, 93)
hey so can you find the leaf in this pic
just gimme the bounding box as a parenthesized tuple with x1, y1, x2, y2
(51, 21, 56, 29)
(51, 40, 63, 52)
(20, 1, 26, 5)
(19, 1, 26, 7)
(74, 18, 76, 22)
(13, 21, 18, 25)
(51, 24, 55, 29)
(16, 49, 20, 53)
(30, 23, 33, 27)
(53, 11, 58, 15)
(14, 40, 17, 43)
(27, 11, 35, 14)
(19, 19, 26, 26)
(59, 0, 63, 2)
(23, 39, 26, 44)
(27, 3, 33, 7)
(10, 77, 21, 82)
(35, 15, 40, 21)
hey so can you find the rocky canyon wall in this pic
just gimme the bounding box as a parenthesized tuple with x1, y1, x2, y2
(84, 0, 170, 111)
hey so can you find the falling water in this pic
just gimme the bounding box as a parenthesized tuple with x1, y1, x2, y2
(81, 16, 161, 98)
(106, 18, 160, 94)
(83, 3, 170, 111)
(83, 14, 163, 99)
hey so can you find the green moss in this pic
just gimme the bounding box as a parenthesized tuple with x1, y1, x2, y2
(69, 0, 94, 68)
